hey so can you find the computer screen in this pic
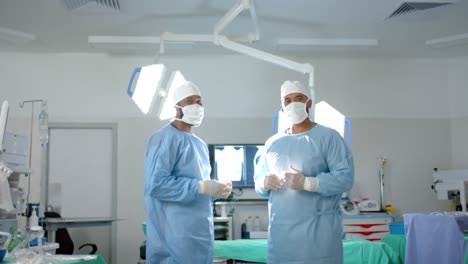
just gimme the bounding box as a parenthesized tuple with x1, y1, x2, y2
(208, 144, 264, 188)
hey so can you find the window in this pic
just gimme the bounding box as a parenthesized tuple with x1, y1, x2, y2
(208, 144, 264, 188)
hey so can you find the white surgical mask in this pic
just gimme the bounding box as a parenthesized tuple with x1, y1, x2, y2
(175, 104, 204, 127)
(283, 101, 309, 124)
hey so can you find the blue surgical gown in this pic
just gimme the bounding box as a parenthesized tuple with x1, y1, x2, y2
(144, 124, 213, 264)
(255, 124, 354, 264)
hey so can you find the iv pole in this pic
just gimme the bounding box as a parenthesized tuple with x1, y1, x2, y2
(19, 99, 47, 209)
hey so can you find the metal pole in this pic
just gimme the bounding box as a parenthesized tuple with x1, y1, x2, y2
(379, 167, 384, 211)
(378, 156, 387, 211)
(27, 103, 34, 204)
(19, 100, 47, 206)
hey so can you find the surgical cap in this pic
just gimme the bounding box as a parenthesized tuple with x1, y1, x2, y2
(280, 80, 310, 102)
(171, 81, 202, 105)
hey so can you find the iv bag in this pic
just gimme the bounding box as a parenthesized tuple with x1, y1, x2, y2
(38, 106, 49, 147)
(0, 162, 14, 212)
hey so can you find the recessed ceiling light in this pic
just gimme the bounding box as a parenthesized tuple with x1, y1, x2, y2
(426, 33, 468, 48)
(88, 36, 161, 50)
(0, 27, 36, 44)
(277, 38, 379, 47)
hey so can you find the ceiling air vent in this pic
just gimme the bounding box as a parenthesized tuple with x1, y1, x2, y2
(388, 0, 457, 18)
(63, 0, 120, 14)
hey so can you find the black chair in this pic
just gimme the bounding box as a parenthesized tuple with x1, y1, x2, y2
(43, 211, 98, 255)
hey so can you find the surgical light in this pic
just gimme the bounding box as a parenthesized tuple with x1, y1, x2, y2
(314, 101, 345, 138)
(124, 0, 316, 120)
(158, 71, 186, 120)
(127, 64, 166, 114)
(274, 101, 351, 146)
(315, 101, 352, 147)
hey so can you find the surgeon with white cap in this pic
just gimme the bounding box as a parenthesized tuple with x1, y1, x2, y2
(144, 81, 232, 264)
(254, 80, 354, 264)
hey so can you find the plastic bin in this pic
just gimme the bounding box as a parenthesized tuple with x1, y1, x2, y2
(389, 222, 404, 235)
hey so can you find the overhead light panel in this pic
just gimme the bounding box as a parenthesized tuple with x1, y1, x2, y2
(89, 35, 202, 53)
(426, 33, 468, 48)
(88, 36, 160, 50)
(277, 38, 379, 47)
(127, 64, 166, 114)
(88, 36, 160, 44)
(0, 27, 36, 44)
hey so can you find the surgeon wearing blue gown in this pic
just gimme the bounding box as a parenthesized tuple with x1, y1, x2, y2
(255, 80, 354, 264)
(144, 81, 233, 264)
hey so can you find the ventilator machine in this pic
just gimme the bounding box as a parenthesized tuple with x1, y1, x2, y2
(432, 168, 468, 211)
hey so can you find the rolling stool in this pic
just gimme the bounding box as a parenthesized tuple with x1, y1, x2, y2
(137, 240, 146, 263)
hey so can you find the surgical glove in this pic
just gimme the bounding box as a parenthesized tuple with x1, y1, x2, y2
(259, 173, 283, 191)
(284, 165, 319, 192)
(220, 181, 233, 199)
(198, 180, 232, 198)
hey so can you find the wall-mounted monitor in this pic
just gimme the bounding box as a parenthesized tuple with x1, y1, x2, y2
(208, 144, 264, 188)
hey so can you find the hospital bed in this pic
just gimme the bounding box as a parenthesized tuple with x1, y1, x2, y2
(214, 238, 400, 264)
(381, 212, 468, 264)
(382, 234, 468, 264)
(214, 214, 468, 264)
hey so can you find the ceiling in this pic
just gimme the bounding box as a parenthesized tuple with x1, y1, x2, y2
(1, 0, 468, 58)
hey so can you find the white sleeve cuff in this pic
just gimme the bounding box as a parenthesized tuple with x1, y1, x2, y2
(303, 177, 319, 192)
(197, 181, 204, 194)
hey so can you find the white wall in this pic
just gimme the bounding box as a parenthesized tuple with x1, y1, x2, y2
(1, 51, 467, 263)
(447, 57, 468, 119)
(448, 57, 468, 169)
(450, 117, 468, 169)
(350, 118, 451, 215)
(312, 58, 450, 119)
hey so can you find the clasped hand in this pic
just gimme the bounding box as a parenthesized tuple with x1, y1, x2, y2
(261, 173, 283, 191)
(199, 180, 233, 198)
(284, 165, 306, 191)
